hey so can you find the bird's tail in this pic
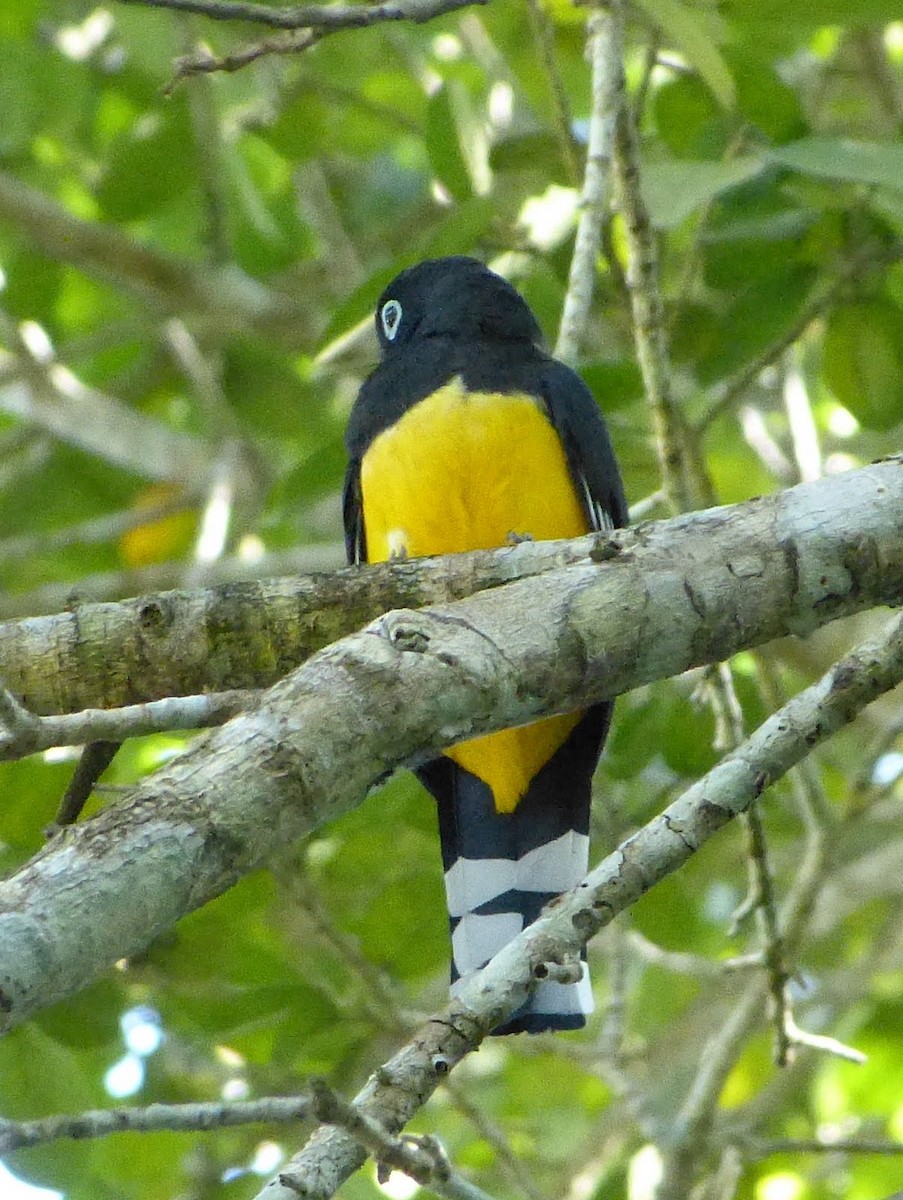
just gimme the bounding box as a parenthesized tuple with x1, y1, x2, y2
(418, 707, 610, 1034)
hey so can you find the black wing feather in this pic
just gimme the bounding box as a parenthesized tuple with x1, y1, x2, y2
(540, 360, 629, 533)
(342, 459, 366, 565)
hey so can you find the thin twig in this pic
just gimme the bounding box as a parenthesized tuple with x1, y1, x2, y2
(738, 404, 795, 484)
(609, 22, 692, 511)
(0, 496, 195, 564)
(0, 349, 213, 486)
(851, 707, 903, 796)
(0, 690, 256, 762)
(750, 1137, 903, 1157)
(782, 346, 821, 483)
(742, 805, 793, 1065)
(555, 1, 622, 366)
(181, 18, 232, 264)
(54, 740, 121, 827)
(168, 29, 320, 87)
(633, 37, 660, 122)
(309, 1080, 500, 1200)
(122, 0, 481, 28)
(595, 919, 656, 1134)
(0, 684, 41, 743)
(654, 653, 843, 1200)
(122, 0, 488, 83)
(163, 319, 237, 437)
(703, 662, 793, 1066)
(0, 1096, 312, 1154)
(626, 930, 724, 978)
(781, 1016, 866, 1065)
(286, 868, 413, 1035)
(0, 171, 311, 343)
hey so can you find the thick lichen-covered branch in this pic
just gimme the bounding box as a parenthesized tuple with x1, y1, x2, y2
(1, 458, 901, 720)
(0, 459, 901, 1035)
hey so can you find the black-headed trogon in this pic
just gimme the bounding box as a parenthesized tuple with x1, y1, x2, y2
(343, 257, 627, 1034)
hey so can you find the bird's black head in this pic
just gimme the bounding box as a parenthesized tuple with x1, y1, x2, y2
(374, 256, 543, 356)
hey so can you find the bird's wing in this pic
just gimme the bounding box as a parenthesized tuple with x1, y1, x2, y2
(540, 360, 629, 532)
(342, 458, 366, 565)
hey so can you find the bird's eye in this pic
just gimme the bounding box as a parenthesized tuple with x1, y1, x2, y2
(381, 299, 402, 341)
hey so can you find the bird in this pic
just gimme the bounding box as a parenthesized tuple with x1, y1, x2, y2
(343, 256, 627, 1033)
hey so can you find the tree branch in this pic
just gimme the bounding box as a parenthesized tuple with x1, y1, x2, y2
(0, 533, 594, 713)
(0, 495, 195, 565)
(308, 1080, 499, 1200)
(655, 704, 833, 1198)
(121, 0, 484, 30)
(0, 540, 344, 620)
(750, 1138, 903, 1157)
(699, 242, 903, 430)
(609, 9, 692, 512)
(167, 28, 322, 85)
(260, 608, 903, 1198)
(0, 358, 215, 486)
(0, 1096, 312, 1154)
(2, 459, 901, 716)
(119, 0, 488, 82)
(554, 0, 622, 365)
(0, 459, 900, 1034)
(0, 688, 254, 762)
(0, 172, 312, 344)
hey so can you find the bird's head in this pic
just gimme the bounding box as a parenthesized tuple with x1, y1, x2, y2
(374, 256, 542, 355)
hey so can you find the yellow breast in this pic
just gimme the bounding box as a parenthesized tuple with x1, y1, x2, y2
(360, 378, 588, 812)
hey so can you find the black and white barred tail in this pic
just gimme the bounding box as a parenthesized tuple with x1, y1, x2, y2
(418, 706, 611, 1035)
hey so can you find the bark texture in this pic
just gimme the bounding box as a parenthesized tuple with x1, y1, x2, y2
(0, 459, 900, 1033)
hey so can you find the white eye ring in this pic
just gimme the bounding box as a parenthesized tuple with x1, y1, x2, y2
(381, 299, 402, 341)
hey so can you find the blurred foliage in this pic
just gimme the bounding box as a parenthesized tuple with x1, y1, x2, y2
(0, 1, 902, 1199)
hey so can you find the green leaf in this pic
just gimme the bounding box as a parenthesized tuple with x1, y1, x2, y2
(0, 0, 33, 37)
(768, 138, 903, 194)
(723, 0, 902, 25)
(699, 265, 816, 386)
(95, 97, 195, 221)
(226, 136, 316, 276)
(419, 195, 496, 259)
(729, 53, 805, 144)
(641, 155, 764, 227)
(823, 301, 903, 431)
(652, 75, 728, 160)
(0, 50, 38, 156)
(425, 85, 473, 201)
(702, 182, 819, 284)
(489, 131, 568, 180)
(262, 90, 329, 161)
(0, 1024, 105, 1119)
(632, 0, 736, 109)
(33, 978, 124, 1049)
(579, 361, 644, 411)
